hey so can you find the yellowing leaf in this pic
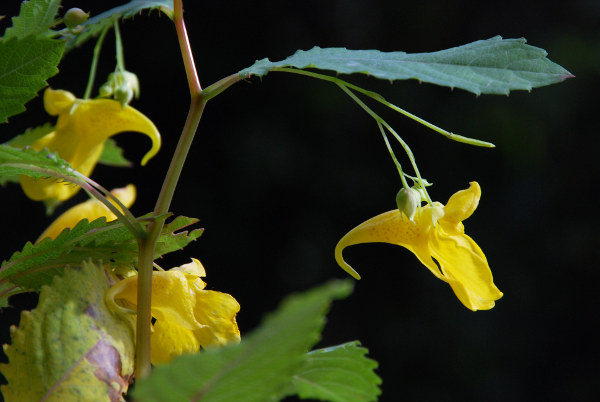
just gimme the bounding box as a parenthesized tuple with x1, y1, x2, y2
(0, 262, 135, 401)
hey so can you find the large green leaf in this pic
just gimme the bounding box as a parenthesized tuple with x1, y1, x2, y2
(133, 280, 354, 402)
(0, 36, 64, 123)
(239, 36, 573, 95)
(288, 342, 381, 402)
(0, 214, 203, 305)
(2, 0, 61, 39)
(65, 0, 174, 52)
(0, 262, 135, 401)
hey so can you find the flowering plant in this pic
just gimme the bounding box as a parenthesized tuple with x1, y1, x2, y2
(0, 1, 571, 400)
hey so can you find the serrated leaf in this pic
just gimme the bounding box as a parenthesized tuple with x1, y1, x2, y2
(64, 0, 174, 52)
(0, 262, 135, 401)
(1, 124, 55, 185)
(288, 341, 381, 402)
(0, 36, 64, 123)
(98, 138, 133, 167)
(239, 36, 573, 95)
(2, 0, 61, 39)
(0, 144, 78, 184)
(0, 214, 203, 305)
(4, 122, 54, 148)
(133, 280, 354, 402)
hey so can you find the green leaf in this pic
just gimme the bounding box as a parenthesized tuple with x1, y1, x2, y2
(289, 342, 381, 402)
(2, 0, 61, 39)
(99, 138, 133, 167)
(0, 36, 64, 123)
(0, 262, 135, 401)
(133, 280, 354, 402)
(239, 36, 573, 95)
(4, 123, 54, 148)
(64, 0, 174, 52)
(0, 144, 78, 185)
(0, 214, 203, 304)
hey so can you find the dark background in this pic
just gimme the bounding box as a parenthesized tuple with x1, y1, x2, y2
(1, 1, 599, 401)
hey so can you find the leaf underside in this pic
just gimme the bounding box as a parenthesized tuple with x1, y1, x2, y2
(0, 144, 78, 184)
(239, 36, 573, 95)
(64, 0, 174, 52)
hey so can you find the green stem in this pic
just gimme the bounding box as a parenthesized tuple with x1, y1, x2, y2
(134, 0, 206, 379)
(83, 25, 110, 99)
(202, 73, 242, 101)
(336, 84, 433, 205)
(274, 67, 495, 148)
(377, 121, 409, 189)
(114, 21, 125, 71)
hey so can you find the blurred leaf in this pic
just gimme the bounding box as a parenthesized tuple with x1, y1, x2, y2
(133, 280, 354, 402)
(0, 36, 64, 123)
(4, 123, 54, 148)
(0, 144, 78, 184)
(0, 262, 135, 401)
(239, 36, 573, 95)
(65, 0, 174, 52)
(2, 0, 61, 39)
(0, 215, 203, 305)
(99, 138, 133, 167)
(288, 341, 381, 402)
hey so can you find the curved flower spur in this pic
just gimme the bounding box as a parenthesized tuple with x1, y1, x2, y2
(19, 88, 161, 202)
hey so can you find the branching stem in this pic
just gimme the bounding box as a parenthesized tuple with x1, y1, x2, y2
(134, 0, 206, 379)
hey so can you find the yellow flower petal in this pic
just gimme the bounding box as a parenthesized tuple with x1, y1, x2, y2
(107, 270, 203, 331)
(20, 88, 161, 201)
(192, 290, 241, 347)
(430, 225, 503, 310)
(335, 206, 445, 281)
(150, 318, 201, 365)
(37, 184, 136, 242)
(440, 181, 480, 234)
(335, 181, 502, 310)
(106, 259, 240, 364)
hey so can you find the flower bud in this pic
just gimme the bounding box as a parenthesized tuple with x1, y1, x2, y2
(115, 86, 134, 108)
(64, 8, 89, 32)
(396, 187, 421, 221)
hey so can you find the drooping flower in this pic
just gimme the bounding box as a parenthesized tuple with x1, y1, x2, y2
(106, 259, 241, 364)
(19, 88, 161, 201)
(37, 184, 137, 242)
(335, 182, 503, 311)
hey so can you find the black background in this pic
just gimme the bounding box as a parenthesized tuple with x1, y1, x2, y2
(1, 1, 599, 401)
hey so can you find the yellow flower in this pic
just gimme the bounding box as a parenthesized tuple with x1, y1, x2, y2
(37, 184, 137, 242)
(335, 182, 503, 311)
(106, 259, 241, 365)
(20, 88, 161, 201)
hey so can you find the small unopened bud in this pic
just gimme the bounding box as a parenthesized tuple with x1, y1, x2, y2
(98, 84, 113, 98)
(115, 86, 134, 108)
(396, 187, 421, 221)
(64, 8, 89, 31)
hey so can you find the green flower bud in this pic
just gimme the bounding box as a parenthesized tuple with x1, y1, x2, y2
(115, 86, 134, 108)
(64, 8, 89, 30)
(98, 84, 113, 98)
(396, 187, 421, 221)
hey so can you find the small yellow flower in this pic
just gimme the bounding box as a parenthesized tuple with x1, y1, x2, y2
(20, 88, 161, 201)
(106, 259, 241, 364)
(335, 182, 503, 311)
(37, 184, 137, 242)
